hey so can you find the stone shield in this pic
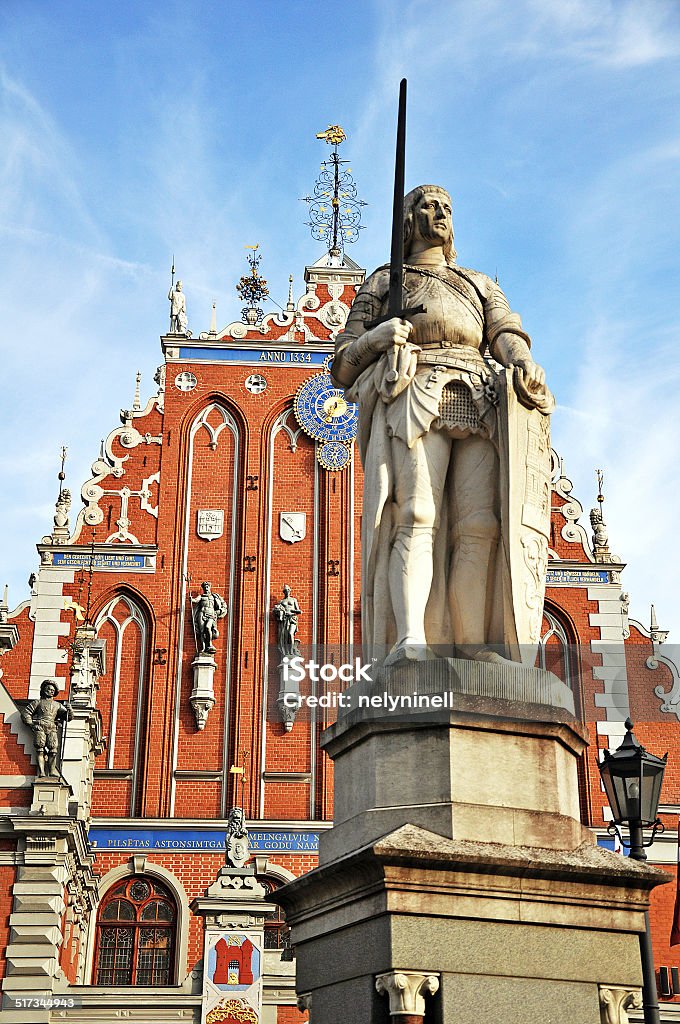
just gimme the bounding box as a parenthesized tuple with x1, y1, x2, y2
(496, 368, 552, 664)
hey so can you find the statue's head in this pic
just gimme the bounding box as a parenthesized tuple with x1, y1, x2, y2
(176, 280, 183, 292)
(283, 584, 291, 596)
(404, 185, 456, 263)
(201, 581, 211, 593)
(40, 679, 59, 699)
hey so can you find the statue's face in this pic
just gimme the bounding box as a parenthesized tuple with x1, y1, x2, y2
(177, 281, 183, 292)
(43, 683, 58, 698)
(413, 190, 453, 249)
(283, 585, 290, 596)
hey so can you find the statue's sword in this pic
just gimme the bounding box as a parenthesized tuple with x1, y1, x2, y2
(366, 79, 425, 383)
(367, 80, 426, 326)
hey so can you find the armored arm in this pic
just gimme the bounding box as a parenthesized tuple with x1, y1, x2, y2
(481, 277, 549, 400)
(331, 271, 414, 389)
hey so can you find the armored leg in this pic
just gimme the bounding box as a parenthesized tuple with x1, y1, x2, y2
(447, 435, 500, 652)
(389, 430, 451, 658)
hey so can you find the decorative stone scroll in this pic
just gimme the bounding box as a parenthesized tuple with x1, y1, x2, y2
(375, 971, 440, 1018)
(599, 985, 642, 1024)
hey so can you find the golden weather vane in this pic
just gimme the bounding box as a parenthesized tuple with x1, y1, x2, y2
(302, 126, 367, 258)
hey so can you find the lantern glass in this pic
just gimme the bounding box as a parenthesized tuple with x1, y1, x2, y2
(600, 759, 640, 824)
(640, 759, 665, 827)
(599, 723, 667, 828)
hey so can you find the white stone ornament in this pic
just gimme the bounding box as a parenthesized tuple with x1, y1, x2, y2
(279, 512, 306, 544)
(245, 373, 267, 394)
(197, 509, 225, 541)
(599, 986, 642, 1024)
(174, 371, 197, 392)
(375, 971, 440, 1016)
(322, 299, 348, 329)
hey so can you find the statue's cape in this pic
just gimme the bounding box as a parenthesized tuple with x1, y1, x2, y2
(349, 363, 552, 661)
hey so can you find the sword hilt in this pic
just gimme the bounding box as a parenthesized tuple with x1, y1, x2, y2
(365, 304, 426, 331)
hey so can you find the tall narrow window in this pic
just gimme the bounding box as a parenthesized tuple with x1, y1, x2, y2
(94, 877, 177, 986)
(94, 594, 148, 815)
(538, 608, 579, 717)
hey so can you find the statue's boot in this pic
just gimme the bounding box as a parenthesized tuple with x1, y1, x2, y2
(386, 527, 436, 664)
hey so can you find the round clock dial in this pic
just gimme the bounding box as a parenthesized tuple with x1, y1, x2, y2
(317, 441, 353, 472)
(294, 373, 358, 443)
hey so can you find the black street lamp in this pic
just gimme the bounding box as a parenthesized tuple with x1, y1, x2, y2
(599, 718, 667, 1024)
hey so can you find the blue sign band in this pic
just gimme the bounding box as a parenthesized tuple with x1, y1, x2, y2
(178, 346, 329, 366)
(546, 568, 610, 585)
(89, 828, 320, 853)
(52, 552, 149, 570)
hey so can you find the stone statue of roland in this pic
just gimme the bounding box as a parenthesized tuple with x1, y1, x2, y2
(332, 185, 554, 665)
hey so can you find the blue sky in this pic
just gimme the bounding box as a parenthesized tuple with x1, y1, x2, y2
(1, 0, 679, 641)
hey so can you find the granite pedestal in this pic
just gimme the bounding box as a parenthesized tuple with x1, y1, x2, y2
(274, 660, 667, 1024)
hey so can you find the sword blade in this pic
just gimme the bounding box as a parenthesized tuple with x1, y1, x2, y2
(387, 78, 407, 319)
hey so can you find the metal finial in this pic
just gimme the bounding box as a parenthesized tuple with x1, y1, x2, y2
(209, 302, 217, 337)
(287, 275, 294, 309)
(133, 371, 142, 411)
(236, 247, 270, 325)
(302, 126, 367, 258)
(596, 468, 605, 505)
(58, 446, 68, 496)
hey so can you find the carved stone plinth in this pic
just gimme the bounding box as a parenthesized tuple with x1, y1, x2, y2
(275, 668, 669, 1024)
(30, 776, 71, 816)
(191, 862, 277, 1024)
(190, 653, 217, 730)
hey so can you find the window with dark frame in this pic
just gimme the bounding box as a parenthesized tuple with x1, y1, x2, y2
(258, 878, 287, 950)
(94, 877, 177, 986)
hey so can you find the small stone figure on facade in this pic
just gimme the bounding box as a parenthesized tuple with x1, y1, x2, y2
(273, 585, 302, 658)
(168, 280, 189, 335)
(225, 806, 250, 868)
(191, 581, 228, 655)
(54, 488, 71, 530)
(21, 679, 73, 778)
(590, 507, 609, 552)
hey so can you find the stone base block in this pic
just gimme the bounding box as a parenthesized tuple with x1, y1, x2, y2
(321, 683, 590, 863)
(276, 825, 667, 1024)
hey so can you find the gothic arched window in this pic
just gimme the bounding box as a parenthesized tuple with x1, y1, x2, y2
(93, 877, 177, 986)
(95, 594, 149, 815)
(538, 607, 580, 717)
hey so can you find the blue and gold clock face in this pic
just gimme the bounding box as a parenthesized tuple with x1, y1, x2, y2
(294, 373, 358, 443)
(317, 441, 353, 472)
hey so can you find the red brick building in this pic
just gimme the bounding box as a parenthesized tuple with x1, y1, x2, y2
(1, 235, 679, 1021)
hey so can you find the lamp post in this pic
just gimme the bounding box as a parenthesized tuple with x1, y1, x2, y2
(598, 718, 667, 1024)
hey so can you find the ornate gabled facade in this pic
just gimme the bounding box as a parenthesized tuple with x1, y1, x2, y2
(1, 241, 680, 1021)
